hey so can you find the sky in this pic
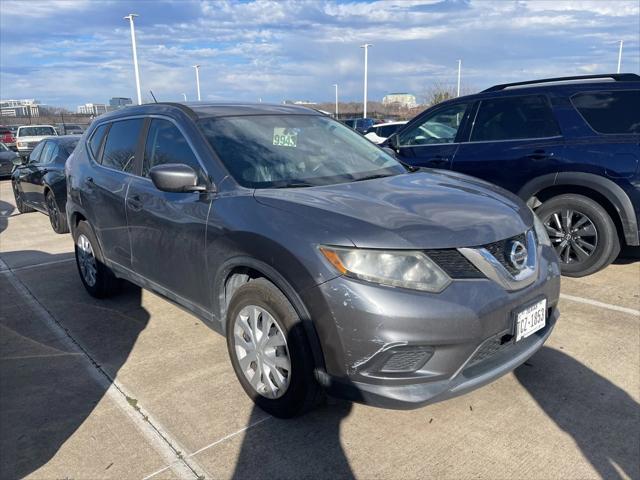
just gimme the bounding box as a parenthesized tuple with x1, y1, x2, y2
(1, 0, 638, 108)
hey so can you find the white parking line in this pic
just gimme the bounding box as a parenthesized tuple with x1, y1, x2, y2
(560, 293, 640, 317)
(142, 415, 272, 480)
(0, 257, 210, 480)
(0, 257, 76, 273)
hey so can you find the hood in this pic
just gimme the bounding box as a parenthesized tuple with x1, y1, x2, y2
(254, 170, 533, 249)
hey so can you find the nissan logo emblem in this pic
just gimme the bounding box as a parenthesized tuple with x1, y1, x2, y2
(509, 240, 528, 270)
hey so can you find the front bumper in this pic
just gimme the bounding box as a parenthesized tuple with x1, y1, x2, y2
(302, 244, 561, 409)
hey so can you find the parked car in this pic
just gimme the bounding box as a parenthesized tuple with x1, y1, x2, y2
(16, 125, 58, 158)
(364, 121, 408, 144)
(0, 142, 20, 178)
(343, 117, 377, 133)
(56, 124, 85, 135)
(11, 135, 79, 233)
(66, 102, 560, 418)
(386, 73, 640, 277)
(0, 126, 17, 150)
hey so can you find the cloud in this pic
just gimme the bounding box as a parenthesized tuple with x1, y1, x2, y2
(0, 0, 638, 108)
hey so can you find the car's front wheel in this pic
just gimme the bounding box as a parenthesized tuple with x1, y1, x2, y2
(226, 278, 322, 418)
(536, 194, 620, 277)
(45, 191, 69, 234)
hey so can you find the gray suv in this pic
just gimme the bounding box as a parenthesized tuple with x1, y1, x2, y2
(66, 103, 561, 418)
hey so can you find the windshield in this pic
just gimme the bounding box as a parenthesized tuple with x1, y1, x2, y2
(0, 143, 8, 151)
(198, 115, 405, 188)
(18, 126, 56, 137)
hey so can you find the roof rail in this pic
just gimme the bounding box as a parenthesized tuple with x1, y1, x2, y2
(482, 73, 640, 92)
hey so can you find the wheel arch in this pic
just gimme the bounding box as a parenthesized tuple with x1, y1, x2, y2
(214, 256, 326, 372)
(519, 172, 639, 246)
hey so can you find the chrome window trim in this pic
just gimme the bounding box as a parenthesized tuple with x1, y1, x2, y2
(458, 230, 538, 291)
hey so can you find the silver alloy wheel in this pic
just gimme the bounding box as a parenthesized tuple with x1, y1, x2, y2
(77, 234, 97, 287)
(233, 305, 291, 399)
(544, 209, 598, 264)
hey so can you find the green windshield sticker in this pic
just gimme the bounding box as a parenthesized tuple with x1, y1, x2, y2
(273, 128, 298, 147)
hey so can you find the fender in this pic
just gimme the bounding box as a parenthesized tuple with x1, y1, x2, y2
(518, 172, 639, 246)
(213, 256, 327, 372)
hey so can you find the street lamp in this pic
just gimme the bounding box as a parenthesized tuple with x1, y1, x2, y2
(617, 40, 624, 73)
(123, 14, 142, 105)
(457, 59, 462, 97)
(182, 93, 187, 101)
(193, 64, 201, 101)
(333, 84, 339, 117)
(360, 44, 372, 118)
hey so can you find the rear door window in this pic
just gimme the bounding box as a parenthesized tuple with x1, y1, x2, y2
(101, 119, 144, 173)
(571, 90, 640, 134)
(471, 95, 559, 141)
(143, 119, 200, 178)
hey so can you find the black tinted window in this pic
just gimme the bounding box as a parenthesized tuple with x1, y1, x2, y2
(572, 90, 640, 134)
(89, 124, 108, 160)
(40, 142, 59, 164)
(471, 95, 559, 141)
(143, 119, 200, 178)
(101, 119, 143, 173)
(28, 141, 46, 163)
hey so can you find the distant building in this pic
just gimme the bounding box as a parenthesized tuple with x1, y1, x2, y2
(0, 99, 41, 117)
(382, 93, 417, 108)
(109, 97, 133, 110)
(77, 103, 108, 115)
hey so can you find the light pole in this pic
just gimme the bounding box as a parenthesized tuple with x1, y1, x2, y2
(123, 14, 142, 105)
(182, 93, 187, 101)
(617, 40, 624, 73)
(457, 59, 462, 97)
(333, 83, 339, 117)
(193, 64, 201, 101)
(360, 44, 372, 118)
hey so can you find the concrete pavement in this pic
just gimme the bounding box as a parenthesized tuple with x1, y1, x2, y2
(1, 179, 638, 480)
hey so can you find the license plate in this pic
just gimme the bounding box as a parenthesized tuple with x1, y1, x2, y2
(515, 299, 546, 342)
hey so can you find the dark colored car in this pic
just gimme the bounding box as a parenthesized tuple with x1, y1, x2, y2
(11, 135, 80, 233)
(344, 117, 377, 133)
(0, 142, 19, 178)
(66, 102, 560, 418)
(386, 73, 640, 277)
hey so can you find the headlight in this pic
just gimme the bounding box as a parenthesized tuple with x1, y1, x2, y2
(320, 246, 451, 292)
(532, 211, 551, 246)
(17, 142, 26, 148)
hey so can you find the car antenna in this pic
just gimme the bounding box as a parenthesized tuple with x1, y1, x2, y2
(149, 90, 158, 103)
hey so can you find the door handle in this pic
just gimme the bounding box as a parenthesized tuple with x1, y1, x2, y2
(426, 156, 450, 166)
(127, 195, 143, 212)
(525, 150, 550, 160)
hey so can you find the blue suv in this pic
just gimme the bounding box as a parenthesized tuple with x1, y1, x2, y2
(387, 74, 640, 277)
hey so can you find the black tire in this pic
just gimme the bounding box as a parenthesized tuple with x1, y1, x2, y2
(536, 194, 620, 277)
(12, 181, 34, 213)
(226, 278, 322, 418)
(45, 190, 69, 234)
(73, 220, 120, 298)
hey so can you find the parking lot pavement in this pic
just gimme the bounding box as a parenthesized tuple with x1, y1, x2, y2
(1, 178, 638, 480)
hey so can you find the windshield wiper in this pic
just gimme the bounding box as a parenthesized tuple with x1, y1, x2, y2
(352, 173, 394, 182)
(273, 182, 316, 188)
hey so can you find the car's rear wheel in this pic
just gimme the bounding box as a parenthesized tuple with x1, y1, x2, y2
(226, 278, 322, 418)
(45, 191, 69, 234)
(74, 221, 120, 298)
(12, 181, 34, 213)
(536, 194, 620, 277)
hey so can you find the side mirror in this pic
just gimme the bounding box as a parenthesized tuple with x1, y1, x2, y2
(387, 133, 399, 150)
(149, 163, 209, 193)
(12, 156, 26, 166)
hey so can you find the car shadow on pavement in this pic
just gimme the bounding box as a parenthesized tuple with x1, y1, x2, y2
(0, 199, 15, 234)
(0, 251, 149, 479)
(515, 347, 640, 480)
(232, 401, 356, 480)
